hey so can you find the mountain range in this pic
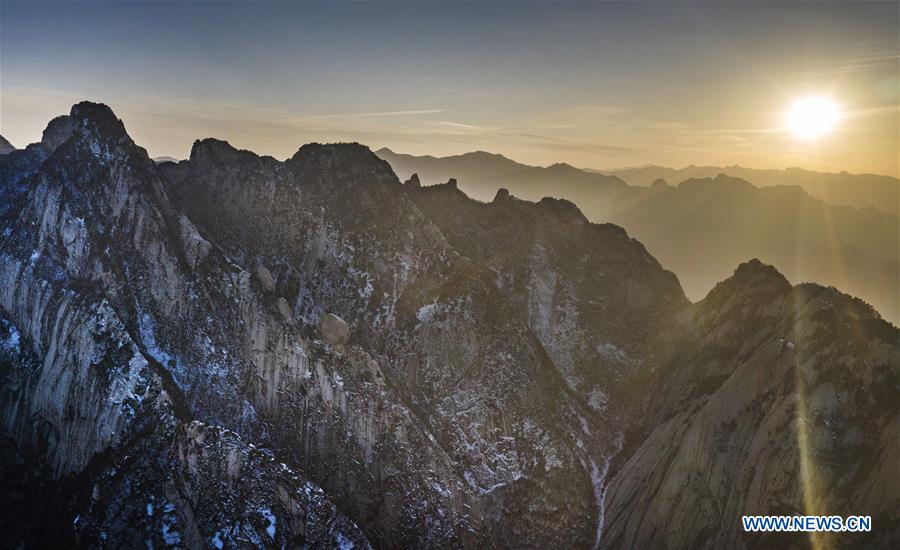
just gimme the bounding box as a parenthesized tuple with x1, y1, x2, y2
(598, 164, 900, 215)
(377, 148, 899, 324)
(0, 104, 897, 548)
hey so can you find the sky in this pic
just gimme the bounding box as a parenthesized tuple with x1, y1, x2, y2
(1, 1, 898, 175)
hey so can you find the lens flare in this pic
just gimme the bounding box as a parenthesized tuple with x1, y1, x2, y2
(785, 96, 841, 140)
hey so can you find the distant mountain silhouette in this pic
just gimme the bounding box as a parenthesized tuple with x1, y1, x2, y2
(602, 174, 899, 323)
(595, 164, 900, 215)
(377, 149, 899, 322)
(376, 148, 628, 204)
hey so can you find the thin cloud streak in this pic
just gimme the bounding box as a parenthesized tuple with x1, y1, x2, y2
(296, 109, 447, 121)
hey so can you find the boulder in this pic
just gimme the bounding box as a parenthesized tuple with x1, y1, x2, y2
(319, 313, 350, 346)
(256, 265, 276, 293)
(277, 297, 293, 321)
(366, 358, 385, 386)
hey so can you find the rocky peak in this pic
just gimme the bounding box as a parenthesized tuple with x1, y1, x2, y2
(39, 115, 76, 153)
(189, 138, 253, 166)
(69, 101, 131, 144)
(604, 261, 899, 550)
(403, 173, 421, 187)
(287, 142, 398, 186)
(493, 187, 510, 202)
(708, 259, 790, 300)
(0, 135, 15, 155)
(730, 258, 790, 289)
(33, 103, 147, 170)
(536, 196, 588, 224)
(650, 177, 669, 189)
(688, 259, 794, 334)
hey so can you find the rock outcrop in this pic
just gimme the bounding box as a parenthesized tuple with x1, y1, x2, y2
(403, 173, 421, 187)
(256, 265, 276, 293)
(0, 135, 15, 155)
(318, 313, 350, 346)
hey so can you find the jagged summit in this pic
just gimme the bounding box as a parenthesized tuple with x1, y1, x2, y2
(39, 115, 76, 153)
(0, 135, 15, 154)
(422, 177, 463, 193)
(492, 187, 510, 202)
(536, 196, 588, 224)
(731, 258, 789, 285)
(28, 102, 141, 162)
(403, 173, 421, 187)
(0, 102, 127, 159)
(69, 101, 128, 139)
(693, 257, 886, 326)
(287, 142, 398, 186)
(289, 141, 379, 164)
(189, 137, 263, 164)
(701, 258, 792, 306)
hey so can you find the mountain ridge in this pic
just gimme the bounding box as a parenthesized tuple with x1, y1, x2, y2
(376, 149, 899, 323)
(1, 103, 897, 548)
(596, 162, 900, 214)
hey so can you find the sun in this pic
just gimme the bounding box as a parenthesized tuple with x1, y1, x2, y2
(784, 96, 841, 140)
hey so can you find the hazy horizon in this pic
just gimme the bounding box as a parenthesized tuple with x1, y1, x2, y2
(2, 1, 898, 176)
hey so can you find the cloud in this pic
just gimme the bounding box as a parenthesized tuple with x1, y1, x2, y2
(531, 104, 631, 128)
(803, 45, 900, 78)
(296, 109, 446, 121)
(434, 120, 501, 133)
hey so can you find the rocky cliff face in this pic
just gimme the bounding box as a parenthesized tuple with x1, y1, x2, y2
(158, 135, 687, 547)
(1, 103, 897, 549)
(604, 260, 900, 549)
(0, 104, 368, 548)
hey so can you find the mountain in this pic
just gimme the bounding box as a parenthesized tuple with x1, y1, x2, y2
(605, 260, 900, 549)
(0, 135, 16, 155)
(1, 103, 898, 548)
(599, 175, 899, 324)
(0, 104, 369, 549)
(376, 147, 629, 204)
(376, 150, 899, 324)
(601, 164, 900, 215)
